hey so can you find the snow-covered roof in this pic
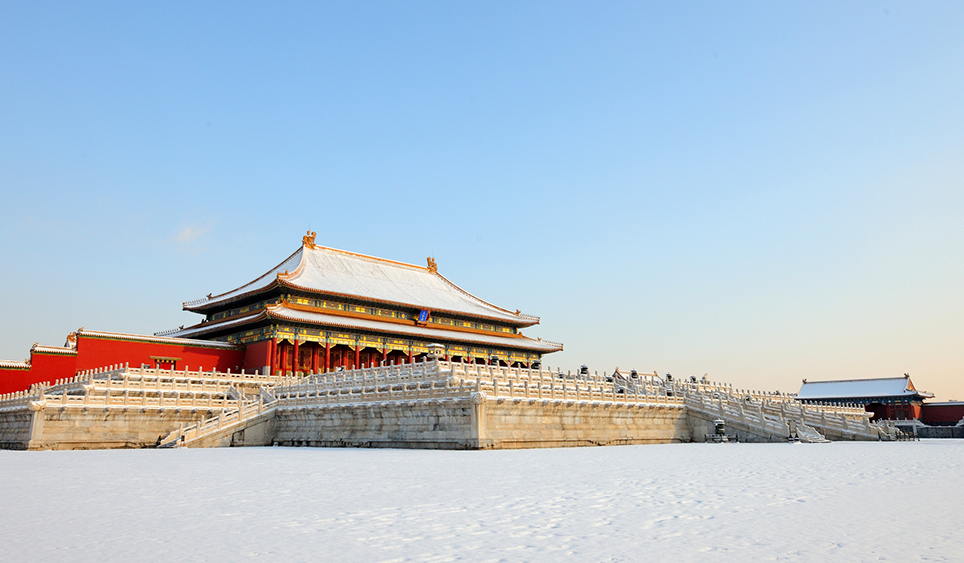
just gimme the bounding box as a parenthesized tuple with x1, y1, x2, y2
(797, 377, 933, 400)
(183, 248, 304, 312)
(156, 312, 263, 340)
(171, 303, 563, 353)
(0, 360, 30, 370)
(31, 345, 77, 356)
(184, 239, 540, 327)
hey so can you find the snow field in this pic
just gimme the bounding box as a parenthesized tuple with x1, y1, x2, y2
(0, 441, 961, 562)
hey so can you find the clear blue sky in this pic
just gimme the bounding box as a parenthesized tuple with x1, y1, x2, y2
(2, 2, 962, 399)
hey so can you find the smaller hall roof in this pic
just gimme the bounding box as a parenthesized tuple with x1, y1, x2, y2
(184, 235, 539, 327)
(797, 376, 933, 400)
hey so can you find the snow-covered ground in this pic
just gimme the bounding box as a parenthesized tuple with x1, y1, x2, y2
(1, 442, 961, 562)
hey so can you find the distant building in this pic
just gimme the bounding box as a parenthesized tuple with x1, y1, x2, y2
(797, 375, 934, 421)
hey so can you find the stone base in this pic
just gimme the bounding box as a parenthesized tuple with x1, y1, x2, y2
(1, 406, 223, 450)
(270, 399, 689, 450)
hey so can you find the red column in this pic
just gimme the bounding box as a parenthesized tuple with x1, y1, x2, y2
(407, 350, 413, 364)
(324, 342, 330, 373)
(293, 339, 300, 375)
(354, 346, 360, 370)
(381, 349, 388, 366)
(278, 343, 286, 376)
(311, 346, 319, 374)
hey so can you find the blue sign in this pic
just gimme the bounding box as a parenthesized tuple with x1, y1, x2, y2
(418, 310, 430, 323)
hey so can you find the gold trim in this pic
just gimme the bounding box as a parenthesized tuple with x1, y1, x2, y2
(283, 301, 526, 339)
(278, 279, 535, 327)
(264, 306, 559, 352)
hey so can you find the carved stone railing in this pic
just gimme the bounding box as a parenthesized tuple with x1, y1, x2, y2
(273, 369, 685, 410)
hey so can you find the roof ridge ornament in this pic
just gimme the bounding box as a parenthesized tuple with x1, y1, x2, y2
(303, 230, 317, 248)
(427, 256, 437, 273)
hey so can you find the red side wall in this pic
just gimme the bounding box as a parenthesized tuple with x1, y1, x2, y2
(74, 335, 244, 373)
(0, 334, 246, 395)
(0, 352, 79, 395)
(921, 404, 964, 425)
(30, 352, 78, 383)
(0, 368, 36, 395)
(244, 339, 271, 374)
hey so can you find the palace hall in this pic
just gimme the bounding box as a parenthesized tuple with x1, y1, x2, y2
(164, 231, 562, 374)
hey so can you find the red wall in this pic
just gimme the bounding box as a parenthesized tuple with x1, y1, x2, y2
(244, 339, 271, 374)
(921, 403, 964, 425)
(0, 352, 79, 395)
(74, 335, 244, 373)
(30, 352, 79, 383)
(0, 334, 247, 395)
(0, 367, 36, 395)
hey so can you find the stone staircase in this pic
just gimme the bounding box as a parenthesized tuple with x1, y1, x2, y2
(675, 380, 896, 442)
(159, 387, 278, 448)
